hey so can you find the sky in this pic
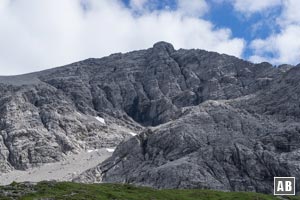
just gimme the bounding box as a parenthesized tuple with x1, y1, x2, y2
(0, 0, 299, 75)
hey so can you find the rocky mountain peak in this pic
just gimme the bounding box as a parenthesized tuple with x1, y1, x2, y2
(152, 41, 175, 54)
(1, 43, 300, 194)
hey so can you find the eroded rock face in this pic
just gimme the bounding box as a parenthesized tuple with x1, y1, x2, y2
(89, 98, 300, 193)
(71, 42, 300, 194)
(0, 82, 140, 171)
(1, 42, 299, 194)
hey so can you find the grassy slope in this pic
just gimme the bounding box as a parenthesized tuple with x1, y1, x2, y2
(0, 182, 299, 200)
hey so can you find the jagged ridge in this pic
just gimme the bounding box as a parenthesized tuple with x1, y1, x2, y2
(0, 42, 299, 194)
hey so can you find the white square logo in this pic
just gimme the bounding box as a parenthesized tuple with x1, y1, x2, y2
(274, 177, 295, 195)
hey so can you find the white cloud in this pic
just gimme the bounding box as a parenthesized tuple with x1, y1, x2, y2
(230, 0, 282, 15)
(249, 0, 300, 65)
(0, 0, 245, 75)
(250, 25, 300, 64)
(129, 0, 147, 11)
(279, 0, 300, 26)
(177, 0, 209, 17)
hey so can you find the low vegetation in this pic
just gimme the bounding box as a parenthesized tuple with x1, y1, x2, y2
(0, 181, 298, 200)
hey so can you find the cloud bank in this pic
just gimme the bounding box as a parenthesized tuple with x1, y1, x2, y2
(231, 0, 282, 14)
(231, 0, 300, 65)
(1, 0, 300, 75)
(0, 0, 244, 75)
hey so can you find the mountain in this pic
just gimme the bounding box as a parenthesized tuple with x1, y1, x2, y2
(1, 42, 299, 194)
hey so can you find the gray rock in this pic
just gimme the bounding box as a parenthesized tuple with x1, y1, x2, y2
(80, 94, 300, 193)
(1, 42, 299, 194)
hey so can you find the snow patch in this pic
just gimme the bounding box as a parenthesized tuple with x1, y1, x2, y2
(129, 132, 137, 136)
(106, 148, 115, 153)
(76, 111, 82, 116)
(95, 116, 106, 124)
(87, 149, 98, 153)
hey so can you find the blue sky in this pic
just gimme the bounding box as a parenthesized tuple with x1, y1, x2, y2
(122, 0, 284, 60)
(204, 2, 282, 58)
(0, 0, 300, 75)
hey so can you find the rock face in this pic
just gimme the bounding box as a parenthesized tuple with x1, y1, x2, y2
(85, 97, 300, 193)
(1, 42, 299, 193)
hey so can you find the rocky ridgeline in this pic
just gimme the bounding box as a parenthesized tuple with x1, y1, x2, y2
(1, 42, 300, 194)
